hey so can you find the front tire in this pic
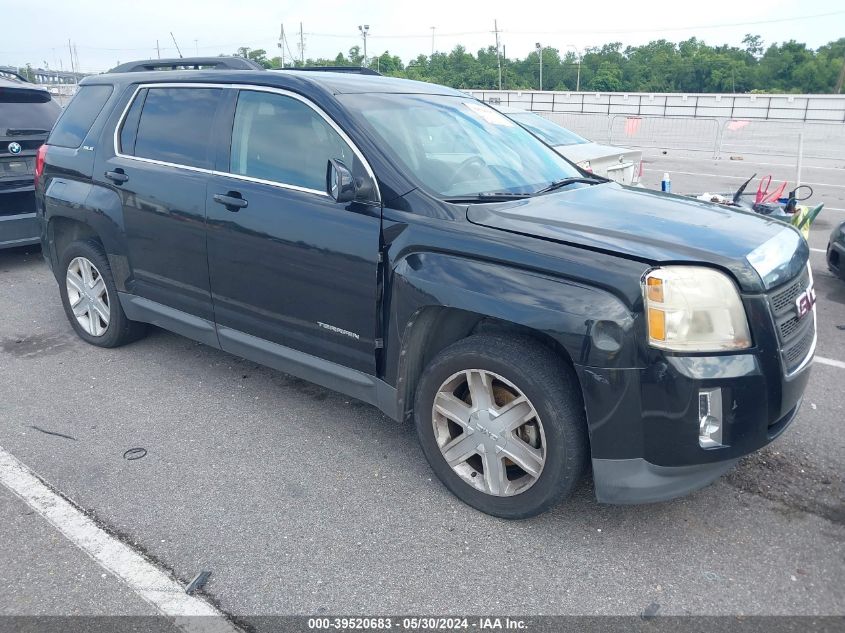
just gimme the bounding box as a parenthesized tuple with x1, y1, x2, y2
(59, 239, 146, 348)
(414, 333, 588, 519)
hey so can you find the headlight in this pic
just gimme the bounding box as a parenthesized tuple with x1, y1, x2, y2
(643, 266, 751, 352)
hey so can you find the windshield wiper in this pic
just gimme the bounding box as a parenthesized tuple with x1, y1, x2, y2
(444, 191, 532, 203)
(534, 176, 606, 195)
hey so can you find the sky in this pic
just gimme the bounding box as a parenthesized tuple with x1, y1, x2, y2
(2, 0, 844, 73)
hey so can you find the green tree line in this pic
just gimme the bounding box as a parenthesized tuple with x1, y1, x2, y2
(238, 34, 845, 93)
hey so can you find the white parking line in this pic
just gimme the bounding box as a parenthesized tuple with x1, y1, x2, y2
(0, 445, 240, 632)
(810, 248, 827, 253)
(816, 356, 845, 370)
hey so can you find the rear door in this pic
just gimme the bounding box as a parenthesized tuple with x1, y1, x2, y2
(97, 84, 225, 322)
(206, 87, 382, 374)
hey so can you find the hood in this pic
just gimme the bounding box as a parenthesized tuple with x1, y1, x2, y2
(554, 142, 640, 164)
(466, 182, 808, 292)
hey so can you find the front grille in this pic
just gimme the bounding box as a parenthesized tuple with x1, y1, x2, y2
(770, 273, 810, 314)
(765, 265, 815, 375)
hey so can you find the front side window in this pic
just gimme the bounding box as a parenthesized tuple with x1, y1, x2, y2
(132, 87, 221, 169)
(230, 90, 353, 192)
(340, 94, 581, 198)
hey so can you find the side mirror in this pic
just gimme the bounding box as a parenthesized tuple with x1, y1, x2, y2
(326, 159, 356, 203)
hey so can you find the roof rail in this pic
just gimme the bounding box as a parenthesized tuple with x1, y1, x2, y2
(109, 57, 264, 73)
(284, 66, 383, 76)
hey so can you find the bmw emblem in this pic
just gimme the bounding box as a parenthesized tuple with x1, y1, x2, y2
(7, 142, 22, 155)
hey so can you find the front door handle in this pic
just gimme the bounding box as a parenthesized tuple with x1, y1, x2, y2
(105, 169, 129, 184)
(213, 192, 248, 211)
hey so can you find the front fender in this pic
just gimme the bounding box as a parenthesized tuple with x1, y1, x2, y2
(389, 251, 641, 370)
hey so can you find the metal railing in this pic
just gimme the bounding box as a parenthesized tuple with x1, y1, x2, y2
(471, 90, 845, 123)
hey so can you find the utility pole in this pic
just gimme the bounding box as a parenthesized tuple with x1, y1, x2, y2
(67, 39, 75, 75)
(170, 32, 183, 58)
(299, 22, 305, 64)
(835, 55, 845, 94)
(156, 40, 160, 59)
(430, 26, 435, 56)
(536, 42, 543, 91)
(358, 25, 370, 67)
(278, 24, 286, 67)
(494, 20, 502, 91)
(194, 39, 199, 56)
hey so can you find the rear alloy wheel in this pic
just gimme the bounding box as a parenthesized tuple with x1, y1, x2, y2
(414, 333, 588, 519)
(58, 239, 146, 348)
(66, 257, 110, 337)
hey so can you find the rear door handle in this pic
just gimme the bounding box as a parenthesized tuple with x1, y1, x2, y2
(213, 192, 248, 211)
(104, 169, 129, 184)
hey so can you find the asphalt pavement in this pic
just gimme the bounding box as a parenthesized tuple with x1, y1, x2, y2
(0, 165, 843, 625)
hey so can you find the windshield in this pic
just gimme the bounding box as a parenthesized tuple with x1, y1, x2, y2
(508, 112, 589, 147)
(339, 94, 581, 198)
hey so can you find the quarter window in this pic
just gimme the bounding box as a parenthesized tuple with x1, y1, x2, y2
(230, 90, 353, 192)
(131, 87, 221, 169)
(48, 85, 112, 148)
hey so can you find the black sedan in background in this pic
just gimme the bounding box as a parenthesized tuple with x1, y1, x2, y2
(1, 72, 61, 249)
(829, 220, 845, 281)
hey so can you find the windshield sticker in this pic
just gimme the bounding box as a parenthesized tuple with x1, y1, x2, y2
(463, 102, 515, 126)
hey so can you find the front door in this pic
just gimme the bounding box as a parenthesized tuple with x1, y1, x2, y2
(206, 88, 381, 374)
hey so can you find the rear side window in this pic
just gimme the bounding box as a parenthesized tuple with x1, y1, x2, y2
(49, 85, 113, 148)
(130, 87, 221, 169)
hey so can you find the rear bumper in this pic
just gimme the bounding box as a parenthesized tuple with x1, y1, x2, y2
(0, 212, 40, 249)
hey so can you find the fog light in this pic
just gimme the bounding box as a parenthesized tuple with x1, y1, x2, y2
(698, 388, 724, 448)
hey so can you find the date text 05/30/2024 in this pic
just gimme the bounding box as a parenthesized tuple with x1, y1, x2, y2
(307, 617, 528, 630)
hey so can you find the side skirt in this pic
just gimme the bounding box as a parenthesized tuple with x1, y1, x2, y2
(117, 293, 399, 420)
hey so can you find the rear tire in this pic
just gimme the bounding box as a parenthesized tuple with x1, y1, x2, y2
(59, 239, 146, 348)
(414, 333, 588, 519)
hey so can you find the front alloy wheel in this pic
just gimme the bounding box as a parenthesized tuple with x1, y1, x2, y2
(66, 257, 110, 337)
(432, 369, 546, 497)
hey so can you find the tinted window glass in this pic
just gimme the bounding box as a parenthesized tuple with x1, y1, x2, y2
(230, 90, 353, 191)
(134, 88, 221, 169)
(48, 85, 113, 148)
(118, 88, 147, 155)
(0, 100, 61, 136)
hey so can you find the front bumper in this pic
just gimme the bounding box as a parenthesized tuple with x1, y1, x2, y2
(593, 457, 740, 504)
(576, 335, 811, 504)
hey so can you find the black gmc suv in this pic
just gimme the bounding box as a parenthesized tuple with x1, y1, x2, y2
(35, 58, 815, 518)
(1, 72, 61, 248)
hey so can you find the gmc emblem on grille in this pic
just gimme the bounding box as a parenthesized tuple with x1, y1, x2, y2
(795, 287, 816, 319)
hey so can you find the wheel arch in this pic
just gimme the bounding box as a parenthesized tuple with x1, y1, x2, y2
(386, 251, 640, 421)
(43, 179, 130, 290)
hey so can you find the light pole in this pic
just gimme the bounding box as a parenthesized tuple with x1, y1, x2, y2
(535, 42, 543, 91)
(358, 24, 370, 67)
(564, 44, 582, 92)
(430, 26, 435, 56)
